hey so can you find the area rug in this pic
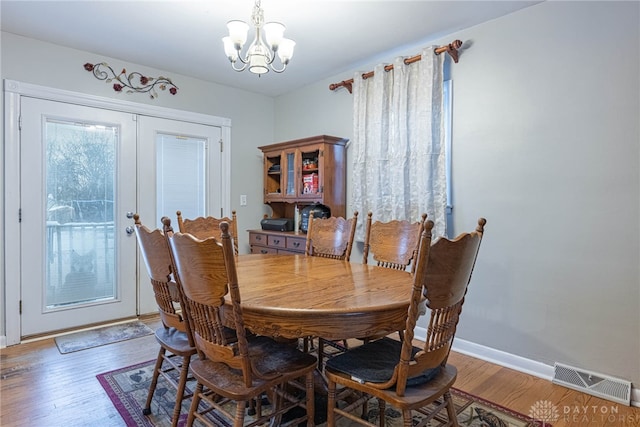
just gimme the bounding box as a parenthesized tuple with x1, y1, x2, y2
(98, 359, 548, 426)
(55, 321, 154, 354)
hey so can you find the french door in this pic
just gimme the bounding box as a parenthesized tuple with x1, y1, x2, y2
(136, 115, 222, 315)
(20, 98, 137, 336)
(17, 97, 225, 337)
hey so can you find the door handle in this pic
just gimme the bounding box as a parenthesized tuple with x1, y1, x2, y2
(125, 226, 135, 235)
(126, 212, 135, 219)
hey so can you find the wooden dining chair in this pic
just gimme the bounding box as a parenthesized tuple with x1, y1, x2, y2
(305, 211, 358, 261)
(362, 212, 427, 274)
(361, 211, 427, 343)
(325, 218, 486, 427)
(176, 210, 239, 255)
(303, 211, 358, 364)
(132, 214, 197, 427)
(167, 222, 317, 427)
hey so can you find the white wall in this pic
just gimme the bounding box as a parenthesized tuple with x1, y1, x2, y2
(274, 1, 640, 387)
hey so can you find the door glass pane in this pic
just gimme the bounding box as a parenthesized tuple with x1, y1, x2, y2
(45, 120, 117, 308)
(156, 134, 206, 225)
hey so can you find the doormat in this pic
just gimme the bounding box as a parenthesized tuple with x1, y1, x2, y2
(97, 359, 549, 426)
(55, 321, 154, 354)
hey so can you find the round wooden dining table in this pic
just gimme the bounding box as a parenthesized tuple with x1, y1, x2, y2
(227, 254, 413, 341)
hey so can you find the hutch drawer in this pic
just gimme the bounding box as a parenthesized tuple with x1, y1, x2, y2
(248, 230, 306, 255)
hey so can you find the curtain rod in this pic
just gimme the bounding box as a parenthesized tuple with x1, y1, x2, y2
(328, 39, 462, 94)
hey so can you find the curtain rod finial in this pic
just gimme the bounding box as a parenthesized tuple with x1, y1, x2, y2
(435, 39, 463, 63)
(448, 40, 462, 63)
(329, 80, 353, 93)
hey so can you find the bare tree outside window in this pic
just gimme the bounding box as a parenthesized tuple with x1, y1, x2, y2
(45, 121, 118, 307)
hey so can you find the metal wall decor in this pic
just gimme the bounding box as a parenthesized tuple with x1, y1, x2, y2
(84, 62, 178, 98)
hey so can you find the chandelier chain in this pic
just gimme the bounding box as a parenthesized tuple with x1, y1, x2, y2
(251, 0, 264, 28)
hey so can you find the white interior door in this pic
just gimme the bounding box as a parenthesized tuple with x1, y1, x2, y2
(20, 98, 137, 336)
(136, 115, 223, 315)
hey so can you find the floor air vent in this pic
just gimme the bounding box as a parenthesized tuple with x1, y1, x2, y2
(552, 362, 631, 405)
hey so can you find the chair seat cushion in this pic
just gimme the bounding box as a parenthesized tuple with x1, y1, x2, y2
(155, 327, 195, 354)
(248, 335, 318, 377)
(325, 337, 440, 387)
(190, 335, 317, 399)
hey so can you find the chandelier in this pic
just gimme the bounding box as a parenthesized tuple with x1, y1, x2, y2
(222, 0, 295, 74)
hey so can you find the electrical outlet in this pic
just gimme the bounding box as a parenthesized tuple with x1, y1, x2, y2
(240, 194, 247, 206)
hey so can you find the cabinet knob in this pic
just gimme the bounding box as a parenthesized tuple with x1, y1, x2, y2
(261, 249, 268, 254)
(293, 242, 300, 247)
(273, 239, 280, 244)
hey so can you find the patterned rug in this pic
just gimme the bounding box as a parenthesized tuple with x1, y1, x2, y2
(98, 359, 547, 426)
(55, 321, 154, 354)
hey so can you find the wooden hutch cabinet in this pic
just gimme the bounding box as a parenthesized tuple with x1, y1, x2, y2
(248, 135, 347, 255)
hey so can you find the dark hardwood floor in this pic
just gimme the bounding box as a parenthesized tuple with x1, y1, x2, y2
(1, 315, 638, 426)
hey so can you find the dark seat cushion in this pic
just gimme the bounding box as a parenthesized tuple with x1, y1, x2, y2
(325, 337, 440, 387)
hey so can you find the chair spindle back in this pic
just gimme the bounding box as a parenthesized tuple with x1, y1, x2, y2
(305, 211, 358, 261)
(362, 212, 427, 273)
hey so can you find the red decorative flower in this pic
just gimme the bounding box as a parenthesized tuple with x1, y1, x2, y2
(113, 83, 123, 92)
(84, 63, 94, 71)
(170, 87, 177, 95)
(140, 76, 149, 85)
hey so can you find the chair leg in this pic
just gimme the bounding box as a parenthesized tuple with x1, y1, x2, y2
(326, 378, 337, 427)
(234, 400, 247, 427)
(303, 336, 315, 353)
(305, 371, 315, 427)
(143, 348, 166, 415)
(247, 397, 257, 416)
(270, 385, 286, 427)
(378, 399, 386, 427)
(318, 338, 325, 367)
(170, 355, 192, 427)
(186, 382, 203, 427)
(444, 391, 459, 427)
(402, 409, 412, 427)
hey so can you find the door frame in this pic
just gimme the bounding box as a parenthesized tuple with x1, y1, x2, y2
(3, 79, 232, 346)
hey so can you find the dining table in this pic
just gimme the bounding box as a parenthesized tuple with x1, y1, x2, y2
(226, 254, 414, 342)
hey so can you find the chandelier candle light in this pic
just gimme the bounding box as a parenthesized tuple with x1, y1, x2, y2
(223, 0, 295, 74)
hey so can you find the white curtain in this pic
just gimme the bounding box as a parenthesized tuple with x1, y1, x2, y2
(351, 46, 446, 240)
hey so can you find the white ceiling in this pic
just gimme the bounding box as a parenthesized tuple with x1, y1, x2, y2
(1, 1, 542, 97)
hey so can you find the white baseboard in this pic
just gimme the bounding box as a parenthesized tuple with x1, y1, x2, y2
(451, 337, 555, 380)
(413, 327, 639, 407)
(0, 335, 6, 349)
